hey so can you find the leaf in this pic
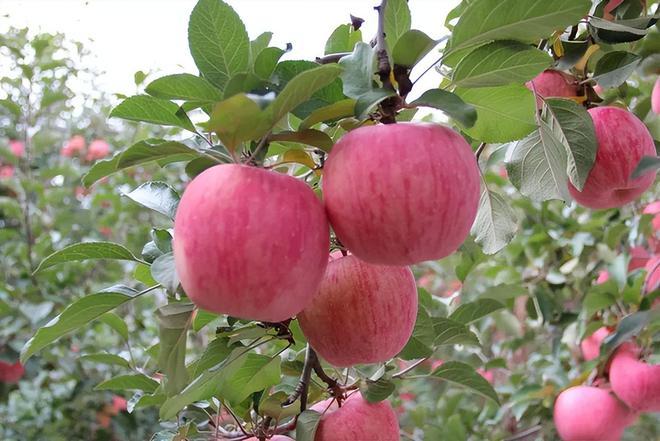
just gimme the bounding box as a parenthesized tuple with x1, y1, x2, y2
(187, 0, 249, 91)
(35, 242, 139, 273)
(601, 310, 658, 358)
(398, 306, 435, 360)
(452, 41, 552, 88)
(110, 95, 195, 131)
(151, 253, 179, 294)
(431, 361, 500, 404)
(254, 47, 286, 80)
(21, 286, 138, 362)
(588, 15, 658, 44)
(157, 303, 193, 396)
(99, 312, 129, 340)
(95, 374, 159, 393)
(206, 94, 270, 152)
(250, 32, 273, 63)
(268, 129, 334, 152)
(338, 42, 376, 99)
(631, 155, 660, 179)
(268, 65, 344, 125)
(361, 377, 396, 403)
(384, 0, 411, 49)
(145, 74, 222, 102)
(450, 0, 591, 53)
(455, 237, 486, 282)
(449, 298, 506, 324)
(410, 89, 477, 128)
(455, 84, 536, 142)
(583, 289, 617, 316)
(188, 337, 234, 377)
(392, 30, 437, 68)
(481, 283, 528, 301)
(433, 318, 481, 346)
(192, 310, 220, 333)
(592, 51, 642, 89)
(124, 181, 180, 220)
(324, 24, 362, 55)
(544, 98, 598, 191)
(79, 353, 131, 369)
(218, 354, 282, 405)
(471, 184, 518, 254)
(0, 98, 21, 117)
(299, 99, 356, 129)
(354, 89, 397, 120)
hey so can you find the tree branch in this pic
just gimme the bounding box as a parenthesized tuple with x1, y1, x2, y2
(475, 142, 487, 161)
(282, 344, 316, 412)
(315, 52, 351, 64)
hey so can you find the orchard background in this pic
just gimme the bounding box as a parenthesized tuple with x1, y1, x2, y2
(0, 0, 659, 440)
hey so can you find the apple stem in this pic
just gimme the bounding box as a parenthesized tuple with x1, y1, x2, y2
(392, 357, 428, 379)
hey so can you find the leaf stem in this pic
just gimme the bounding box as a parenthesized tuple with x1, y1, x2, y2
(392, 358, 428, 379)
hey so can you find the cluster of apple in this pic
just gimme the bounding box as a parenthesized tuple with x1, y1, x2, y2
(0, 140, 25, 179)
(60, 135, 111, 162)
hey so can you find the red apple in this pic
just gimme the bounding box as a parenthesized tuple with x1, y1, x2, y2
(61, 135, 86, 157)
(477, 368, 494, 384)
(174, 164, 329, 322)
(610, 343, 660, 412)
(526, 70, 578, 106)
(298, 255, 417, 367)
(580, 327, 610, 361)
(645, 255, 660, 293)
(245, 437, 293, 441)
(0, 360, 25, 383)
(596, 270, 610, 285)
(112, 395, 127, 413)
(593, 84, 605, 96)
(652, 78, 660, 115)
(8, 140, 24, 157)
(0, 165, 14, 179)
(311, 392, 399, 441)
(628, 246, 650, 272)
(322, 123, 480, 265)
(86, 139, 110, 161)
(568, 107, 656, 209)
(553, 386, 636, 441)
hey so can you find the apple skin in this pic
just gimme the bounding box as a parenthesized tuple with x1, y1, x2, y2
(245, 437, 293, 441)
(628, 246, 650, 272)
(525, 70, 577, 106)
(298, 255, 417, 367)
(652, 78, 660, 115)
(580, 327, 610, 361)
(610, 343, 660, 412)
(322, 123, 480, 265)
(596, 270, 610, 285)
(554, 386, 636, 441)
(568, 107, 657, 209)
(645, 255, 660, 294)
(86, 139, 110, 161)
(0, 361, 25, 384)
(8, 140, 24, 157)
(173, 164, 329, 322)
(310, 392, 399, 441)
(61, 135, 86, 157)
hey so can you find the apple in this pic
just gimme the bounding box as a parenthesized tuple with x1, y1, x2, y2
(8, 140, 24, 157)
(298, 255, 417, 367)
(628, 246, 650, 272)
(0, 165, 14, 179)
(86, 139, 110, 161)
(645, 255, 660, 293)
(610, 342, 660, 412)
(322, 123, 480, 265)
(477, 368, 495, 384)
(311, 392, 399, 441)
(580, 327, 610, 361)
(652, 78, 660, 115)
(568, 107, 657, 209)
(0, 361, 25, 383)
(61, 135, 86, 157)
(525, 70, 578, 106)
(173, 164, 329, 322)
(245, 437, 293, 441)
(553, 386, 636, 441)
(596, 270, 610, 285)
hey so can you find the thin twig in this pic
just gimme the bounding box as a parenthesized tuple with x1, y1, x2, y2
(315, 52, 351, 64)
(244, 131, 272, 165)
(282, 344, 316, 411)
(475, 142, 487, 161)
(410, 35, 450, 86)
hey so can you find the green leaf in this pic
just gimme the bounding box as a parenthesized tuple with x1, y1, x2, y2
(384, 0, 411, 49)
(392, 30, 437, 68)
(21, 286, 138, 362)
(452, 41, 552, 88)
(192, 310, 220, 333)
(250, 32, 273, 63)
(339, 42, 376, 99)
(324, 24, 362, 54)
(456, 237, 486, 282)
(145, 74, 222, 102)
(95, 374, 159, 393)
(268, 65, 343, 125)
(583, 289, 617, 316)
(398, 305, 435, 360)
(592, 51, 642, 89)
(631, 155, 660, 179)
(544, 98, 598, 191)
(354, 89, 397, 120)
(35, 242, 139, 273)
(124, 181, 180, 220)
(431, 361, 500, 404)
(40, 90, 68, 109)
(299, 99, 356, 129)
(450, 0, 591, 53)
(588, 15, 658, 44)
(471, 184, 518, 254)
(188, 337, 234, 377)
(79, 353, 131, 369)
(449, 298, 506, 324)
(410, 89, 477, 128)
(296, 410, 323, 441)
(157, 303, 193, 396)
(119, 140, 201, 170)
(601, 310, 658, 358)
(254, 47, 286, 80)
(481, 283, 528, 301)
(0, 98, 21, 117)
(98, 312, 129, 340)
(206, 94, 270, 151)
(218, 354, 282, 405)
(151, 253, 179, 294)
(110, 95, 195, 131)
(187, 0, 249, 91)
(269, 129, 334, 152)
(433, 318, 481, 346)
(361, 377, 396, 403)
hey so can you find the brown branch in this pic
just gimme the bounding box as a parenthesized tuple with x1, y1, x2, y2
(315, 52, 351, 64)
(475, 142, 487, 161)
(282, 344, 316, 412)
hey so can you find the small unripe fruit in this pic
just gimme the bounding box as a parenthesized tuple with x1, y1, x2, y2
(568, 107, 656, 209)
(323, 123, 480, 265)
(311, 392, 399, 441)
(298, 255, 417, 367)
(554, 386, 636, 441)
(610, 343, 660, 412)
(174, 164, 329, 322)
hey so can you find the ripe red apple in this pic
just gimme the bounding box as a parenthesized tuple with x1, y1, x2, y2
(245, 437, 293, 441)
(174, 164, 329, 322)
(322, 123, 480, 265)
(628, 246, 650, 272)
(652, 78, 660, 115)
(86, 139, 110, 161)
(610, 343, 660, 412)
(61, 135, 86, 157)
(525, 70, 578, 106)
(580, 327, 610, 361)
(645, 255, 660, 293)
(8, 140, 24, 157)
(0, 165, 14, 179)
(311, 392, 399, 441)
(112, 395, 127, 413)
(568, 107, 656, 209)
(298, 255, 417, 367)
(553, 386, 636, 441)
(0, 360, 25, 383)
